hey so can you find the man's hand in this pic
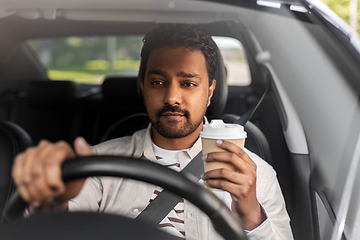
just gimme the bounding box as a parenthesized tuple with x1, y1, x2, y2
(202, 139, 266, 230)
(12, 137, 93, 212)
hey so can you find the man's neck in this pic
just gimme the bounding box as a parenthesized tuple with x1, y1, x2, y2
(151, 124, 203, 150)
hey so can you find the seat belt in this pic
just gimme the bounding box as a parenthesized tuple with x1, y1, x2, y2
(136, 84, 271, 225)
(234, 84, 271, 126)
(136, 151, 203, 225)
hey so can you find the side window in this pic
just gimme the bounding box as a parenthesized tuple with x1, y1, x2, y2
(27, 36, 143, 84)
(212, 36, 251, 86)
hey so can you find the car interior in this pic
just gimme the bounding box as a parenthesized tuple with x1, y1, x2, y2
(2, 0, 360, 239)
(0, 7, 301, 240)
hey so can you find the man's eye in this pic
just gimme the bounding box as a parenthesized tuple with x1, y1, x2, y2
(151, 81, 164, 85)
(183, 82, 196, 87)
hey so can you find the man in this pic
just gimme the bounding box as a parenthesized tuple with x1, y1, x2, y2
(12, 24, 293, 239)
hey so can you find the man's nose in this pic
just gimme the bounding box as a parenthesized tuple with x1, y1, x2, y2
(163, 82, 181, 105)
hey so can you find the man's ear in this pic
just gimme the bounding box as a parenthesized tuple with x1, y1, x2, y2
(139, 78, 144, 93)
(138, 78, 145, 105)
(207, 79, 216, 107)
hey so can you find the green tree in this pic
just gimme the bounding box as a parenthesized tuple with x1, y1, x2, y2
(321, 0, 360, 35)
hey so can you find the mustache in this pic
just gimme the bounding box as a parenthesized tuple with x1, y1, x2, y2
(156, 105, 190, 118)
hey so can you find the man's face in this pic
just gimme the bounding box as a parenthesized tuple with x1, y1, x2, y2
(140, 47, 215, 139)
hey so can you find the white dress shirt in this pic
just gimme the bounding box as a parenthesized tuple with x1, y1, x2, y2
(68, 124, 293, 240)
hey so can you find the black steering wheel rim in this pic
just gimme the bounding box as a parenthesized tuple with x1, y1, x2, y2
(2, 155, 246, 240)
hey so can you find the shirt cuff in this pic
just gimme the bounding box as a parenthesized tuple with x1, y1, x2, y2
(245, 204, 273, 240)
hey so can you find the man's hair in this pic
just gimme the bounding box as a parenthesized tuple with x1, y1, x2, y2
(139, 24, 219, 85)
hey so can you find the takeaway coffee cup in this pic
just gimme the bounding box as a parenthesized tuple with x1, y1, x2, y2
(200, 119, 247, 173)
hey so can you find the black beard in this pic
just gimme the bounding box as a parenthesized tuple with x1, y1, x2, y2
(152, 105, 202, 138)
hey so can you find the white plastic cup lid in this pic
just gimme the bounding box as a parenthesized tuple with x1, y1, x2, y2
(200, 119, 247, 139)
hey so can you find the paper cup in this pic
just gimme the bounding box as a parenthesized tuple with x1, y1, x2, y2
(200, 119, 247, 173)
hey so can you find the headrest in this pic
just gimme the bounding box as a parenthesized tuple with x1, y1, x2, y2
(27, 80, 76, 107)
(102, 76, 139, 101)
(205, 50, 228, 118)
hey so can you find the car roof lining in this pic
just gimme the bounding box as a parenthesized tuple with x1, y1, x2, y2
(0, 0, 313, 39)
(0, 16, 251, 41)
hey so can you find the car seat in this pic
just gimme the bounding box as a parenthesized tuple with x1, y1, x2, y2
(91, 76, 146, 143)
(11, 80, 78, 144)
(100, 50, 272, 164)
(0, 121, 33, 222)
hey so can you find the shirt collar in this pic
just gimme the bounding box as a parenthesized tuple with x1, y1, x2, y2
(185, 117, 208, 159)
(142, 117, 209, 163)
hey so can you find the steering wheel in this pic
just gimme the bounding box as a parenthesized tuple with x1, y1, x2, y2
(1, 156, 247, 240)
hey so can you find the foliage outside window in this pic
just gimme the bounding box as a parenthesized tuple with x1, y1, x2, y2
(320, 0, 360, 36)
(28, 36, 142, 84)
(28, 36, 251, 86)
